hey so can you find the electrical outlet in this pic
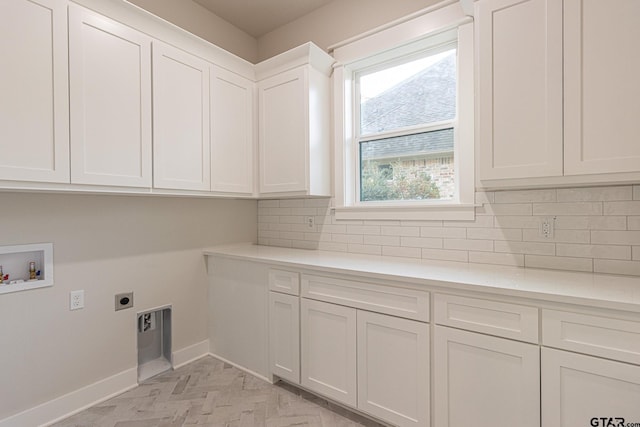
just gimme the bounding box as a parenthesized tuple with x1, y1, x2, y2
(304, 216, 315, 230)
(540, 217, 555, 239)
(115, 292, 133, 311)
(70, 290, 84, 310)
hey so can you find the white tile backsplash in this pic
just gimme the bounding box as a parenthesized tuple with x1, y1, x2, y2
(494, 189, 556, 203)
(594, 259, 640, 276)
(533, 202, 603, 215)
(556, 186, 633, 201)
(525, 255, 593, 272)
(628, 217, 640, 230)
(258, 185, 640, 276)
(603, 201, 640, 215)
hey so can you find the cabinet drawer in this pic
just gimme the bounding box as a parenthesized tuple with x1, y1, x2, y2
(542, 309, 640, 365)
(301, 274, 429, 322)
(434, 294, 539, 343)
(268, 269, 300, 295)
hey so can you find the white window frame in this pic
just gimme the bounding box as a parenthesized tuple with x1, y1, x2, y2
(332, 2, 475, 221)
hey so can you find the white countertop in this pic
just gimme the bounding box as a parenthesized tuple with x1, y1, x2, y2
(204, 243, 640, 312)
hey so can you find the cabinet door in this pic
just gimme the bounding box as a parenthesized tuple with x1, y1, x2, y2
(542, 347, 640, 427)
(0, 0, 69, 183)
(301, 298, 356, 407)
(434, 326, 540, 427)
(258, 67, 308, 194)
(69, 6, 152, 187)
(476, 0, 563, 180)
(357, 311, 429, 427)
(153, 42, 210, 191)
(564, 0, 640, 175)
(269, 292, 300, 384)
(211, 66, 254, 194)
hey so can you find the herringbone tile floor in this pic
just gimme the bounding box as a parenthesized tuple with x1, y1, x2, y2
(52, 356, 385, 427)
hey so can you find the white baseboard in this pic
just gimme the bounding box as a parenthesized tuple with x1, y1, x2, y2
(208, 352, 273, 384)
(0, 367, 138, 427)
(172, 339, 210, 369)
(0, 340, 216, 427)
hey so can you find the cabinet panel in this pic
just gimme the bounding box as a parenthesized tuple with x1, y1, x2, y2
(153, 42, 211, 191)
(476, 0, 563, 180)
(302, 274, 429, 322)
(301, 298, 357, 406)
(357, 311, 429, 427)
(434, 326, 540, 427)
(258, 67, 308, 193)
(542, 347, 640, 427)
(564, 0, 640, 175)
(269, 292, 300, 384)
(268, 269, 300, 296)
(208, 257, 269, 379)
(542, 309, 640, 366)
(69, 6, 152, 187)
(435, 293, 539, 343)
(0, 0, 69, 183)
(211, 66, 254, 194)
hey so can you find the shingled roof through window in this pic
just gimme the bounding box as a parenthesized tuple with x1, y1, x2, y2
(360, 52, 456, 160)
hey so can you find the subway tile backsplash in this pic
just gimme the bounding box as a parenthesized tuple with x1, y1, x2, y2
(258, 185, 640, 276)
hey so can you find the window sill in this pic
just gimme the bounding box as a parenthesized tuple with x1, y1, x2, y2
(333, 203, 477, 221)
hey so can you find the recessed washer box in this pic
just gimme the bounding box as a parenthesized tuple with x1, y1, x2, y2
(0, 243, 53, 295)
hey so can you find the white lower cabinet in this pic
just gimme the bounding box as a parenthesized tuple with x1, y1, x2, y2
(357, 311, 429, 427)
(268, 291, 300, 384)
(541, 347, 640, 427)
(298, 296, 430, 426)
(300, 298, 357, 407)
(434, 326, 540, 427)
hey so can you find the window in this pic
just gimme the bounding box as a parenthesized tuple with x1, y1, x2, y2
(332, 5, 475, 220)
(357, 47, 457, 203)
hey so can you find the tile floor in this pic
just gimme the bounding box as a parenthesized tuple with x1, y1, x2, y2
(51, 356, 385, 427)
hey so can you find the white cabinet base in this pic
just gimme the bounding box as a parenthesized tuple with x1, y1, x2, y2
(434, 326, 540, 427)
(300, 298, 357, 407)
(542, 347, 640, 427)
(269, 292, 300, 384)
(357, 311, 429, 427)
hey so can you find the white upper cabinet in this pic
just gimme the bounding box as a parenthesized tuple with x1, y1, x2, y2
(152, 42, 211, 191)
(0, 0, 69, 183)
(256, 43, 333, 197)
(477, 0, 640, 187)
(563, 0, 640, 175)
(476, 0, 563, 181)
(210, 66, 255, 195)
(69, 5, 152, 187)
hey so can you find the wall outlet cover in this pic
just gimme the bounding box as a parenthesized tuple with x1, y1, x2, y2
(115, 292, 134, 311)
(70, 290, 84, 310)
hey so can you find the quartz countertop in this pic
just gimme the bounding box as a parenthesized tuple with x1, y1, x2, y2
(204, 243, 640, 312)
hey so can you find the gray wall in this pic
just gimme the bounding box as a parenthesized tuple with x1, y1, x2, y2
(0, 193, 256, 419)
(256, 0, 443, 61)
(128, 0, 259, 62)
